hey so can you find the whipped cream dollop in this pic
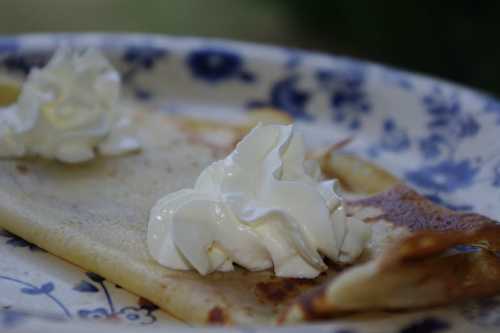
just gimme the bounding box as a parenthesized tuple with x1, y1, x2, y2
(0, 48, 140, 163)
(148, 124, 371, 278)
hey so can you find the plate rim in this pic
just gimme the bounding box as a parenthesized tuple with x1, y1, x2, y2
(0, 31, 496, 102)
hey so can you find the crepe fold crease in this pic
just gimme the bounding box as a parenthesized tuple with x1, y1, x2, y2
(0, 111, 499, 325)
(280, 184, 500, 323)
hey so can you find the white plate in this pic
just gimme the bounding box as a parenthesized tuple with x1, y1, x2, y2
(1, 33, 499, 333)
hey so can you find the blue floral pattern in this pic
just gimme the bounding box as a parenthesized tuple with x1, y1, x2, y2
(246, 75, 311, 119)
(117, 306, 156, 325)
(406, 160, 479, 193)
(401, 86, 486, 209)
(0, 270, 159, 328)
(121, 45, 167, 100)
(315, 66, 371, 129)
(1, 52, 49, 75)
(379, 118, 410, 152)
(187, 48, 254, 83)
(367, 118, 411, 158)
(123, 46, 167, 70)
(74, 272, 158, 325)
(78, 308, 109, 320)
(0, 275, 71, 318)
(418, 87, 480, 160)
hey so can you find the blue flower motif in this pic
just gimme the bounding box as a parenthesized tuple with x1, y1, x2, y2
(122, 46, 167, 70)
(187, 48, 253, 83)
(316, 67, 371, 130)
(419, 87, 480, 161)
(73, 272, 157, 325)
(368, 118, 410, 157)
(78, 306, 156, 325)
(405, 160, 478, 193)
(419, 134, 447, 160)
(0, 230, 43, 251)
(0, 276, 71, 318)
(458, 114, 480, 138)
(117, 306, 156, 325)
(269, 76, 310, 119)
(380, 118, 410, 152)
(422, 87, 460, 119)
(120, 45, 167, 101)
(21, 282, 54, 295)
(78, 308, 110, 320)
(422, 88, 479, 139)
(315, 69, 336, 85)
(2, 53, 48, 75)
(399, 317, 450, 333)
(245, 75, 311, 119)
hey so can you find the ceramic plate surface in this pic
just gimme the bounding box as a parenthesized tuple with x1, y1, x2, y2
(1, 33, 500, 333)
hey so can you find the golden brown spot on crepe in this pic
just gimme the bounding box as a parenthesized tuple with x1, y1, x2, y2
(278, 284, 331, 323)
(15, 164, 29, 174)
(349, 184, 496, 232)
(256, 280, 293, 303)
(255, 278, 324, 305)
(207, 306, 229, 324)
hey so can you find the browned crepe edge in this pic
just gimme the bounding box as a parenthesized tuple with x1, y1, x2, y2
(279, 185, 500, 323)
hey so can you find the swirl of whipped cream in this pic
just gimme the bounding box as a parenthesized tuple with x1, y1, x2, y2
(148, 124, 371, 278)
(0, 48, 140, 163)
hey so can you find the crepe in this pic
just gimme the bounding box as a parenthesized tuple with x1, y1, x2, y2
(0, 108, 499, 325)
(281, 184, 500, 322)
(0, 110, 332, 325)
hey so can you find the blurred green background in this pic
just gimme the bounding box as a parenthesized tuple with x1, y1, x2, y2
(1, 0, 499, 95)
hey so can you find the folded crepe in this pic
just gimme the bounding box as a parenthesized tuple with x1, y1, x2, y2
(281, 184, 500, 322)
(0, 109, 499, 325)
